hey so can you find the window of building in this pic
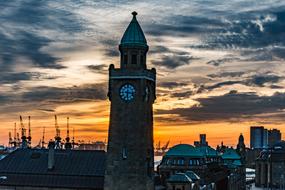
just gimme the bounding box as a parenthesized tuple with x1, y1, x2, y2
(166, 159, 172, 165)
(124, 54, 128, 64)
(177, 159, 185, 165)
(131, 54, 137, 64)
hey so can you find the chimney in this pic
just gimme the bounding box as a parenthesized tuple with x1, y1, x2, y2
(48, 141, 55, 170)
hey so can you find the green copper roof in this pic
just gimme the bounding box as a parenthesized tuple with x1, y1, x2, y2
(166, 144, 199, 157)
(166, 144, 219, 157)
(120, 11, 147, 47)
(221, 148, 241, 160)
(197, 146, 218, 157)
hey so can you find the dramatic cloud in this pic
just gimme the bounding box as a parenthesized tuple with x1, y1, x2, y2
(87, 65, 108, 74)
(156, 91, 285, 122)
(152, 54, 193, 69)
(1, 0, 285, 144)
(159, 81, 189, 89)
(22, 83, 107, 103)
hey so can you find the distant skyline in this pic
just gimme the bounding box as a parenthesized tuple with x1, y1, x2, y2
(0, 0, 285, 147)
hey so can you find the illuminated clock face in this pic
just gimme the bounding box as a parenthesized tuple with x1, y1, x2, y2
(120, 84, 135, 101)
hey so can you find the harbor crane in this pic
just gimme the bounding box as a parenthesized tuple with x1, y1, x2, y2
(54, 115, 61, 149)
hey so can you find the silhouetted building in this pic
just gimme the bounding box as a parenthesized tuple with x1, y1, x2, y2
(194, 134, 208, 147)
(77, 141, 106, 151)
(104, 11, 156, 190)
(250, 126, 267, 149)
(158, 143, 245, 190)
(268, 129, 281, 147)
(0, 148, 105, 190)
(255, 141, 285, 189)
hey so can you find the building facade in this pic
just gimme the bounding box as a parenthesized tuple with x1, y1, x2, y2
(268, 129, 281, 147)
(250, 126, 266, 149)
(255, 141, 285, 189)
(104, 12, 156, 190)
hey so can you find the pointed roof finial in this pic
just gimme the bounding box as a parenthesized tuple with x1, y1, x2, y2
(120, 11, 147, 47)
(132, 11, 137, 17)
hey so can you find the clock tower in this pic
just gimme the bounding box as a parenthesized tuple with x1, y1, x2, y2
(104, 12, 156, 190)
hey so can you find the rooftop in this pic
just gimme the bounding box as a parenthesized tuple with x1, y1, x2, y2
(120, 11, 147, 47)
(165, 144, 218, 158)
(0, 148, 105, 189)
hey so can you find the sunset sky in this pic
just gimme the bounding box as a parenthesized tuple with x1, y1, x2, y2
(0, 0, 285, 147)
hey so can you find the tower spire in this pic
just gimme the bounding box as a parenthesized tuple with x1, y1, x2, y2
(118, 12, 148, 70)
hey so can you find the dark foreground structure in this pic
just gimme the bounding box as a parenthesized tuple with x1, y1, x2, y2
(255, 141, 285, 189)
(104, 11, 156, 190)
(0, 148, 105, 190)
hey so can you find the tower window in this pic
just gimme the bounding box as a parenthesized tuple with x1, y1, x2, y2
(124, 54, 128, 64)
(141, 55, 144, 65)
(122, 147, 127, 159)
(131, 54, 137, 64)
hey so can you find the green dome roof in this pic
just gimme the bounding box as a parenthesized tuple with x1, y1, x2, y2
(166, 144, 218, 158)
(197, 146, 218, 157)
(120, 11, 147, 47)
(166, 144, 203, 157)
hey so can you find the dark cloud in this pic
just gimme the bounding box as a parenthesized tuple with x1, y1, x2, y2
(149, 46, 171, 54)
(207, 57, 241, 66)
(22, 83, 107, 103)
(146, 16, 225, 37)
(205, 81, 242, 91)
(148, 8, 285, 54)
(159, 81, 188, 89)
(0, 72, 60, 84)
(87, 64, 108, 73)
(241, 47, 285, 61)
(152, 54, 193, 69)
(0, 31, 63, 70)
(104, 49, 120, 57)
(38, 108, 55, 112)
(170, 91, 193, 98)
(156, 92, 285, 122)
(208, 72, 245, 78)
(0, 0, 86, 71)
(0, 95, 9, 104)
(249, 75, 281, 87)
(204, 74, 283, 91)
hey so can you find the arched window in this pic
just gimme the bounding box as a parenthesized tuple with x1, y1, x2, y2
(140, 55, 144, 65)
(131, 54, 137, 64)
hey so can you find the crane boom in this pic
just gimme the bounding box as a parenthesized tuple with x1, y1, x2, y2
(55, 115, 60, 138)
(54, 115, 61, 149)
(27, 116, 32, 147)
(20, 116, 26, 137)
